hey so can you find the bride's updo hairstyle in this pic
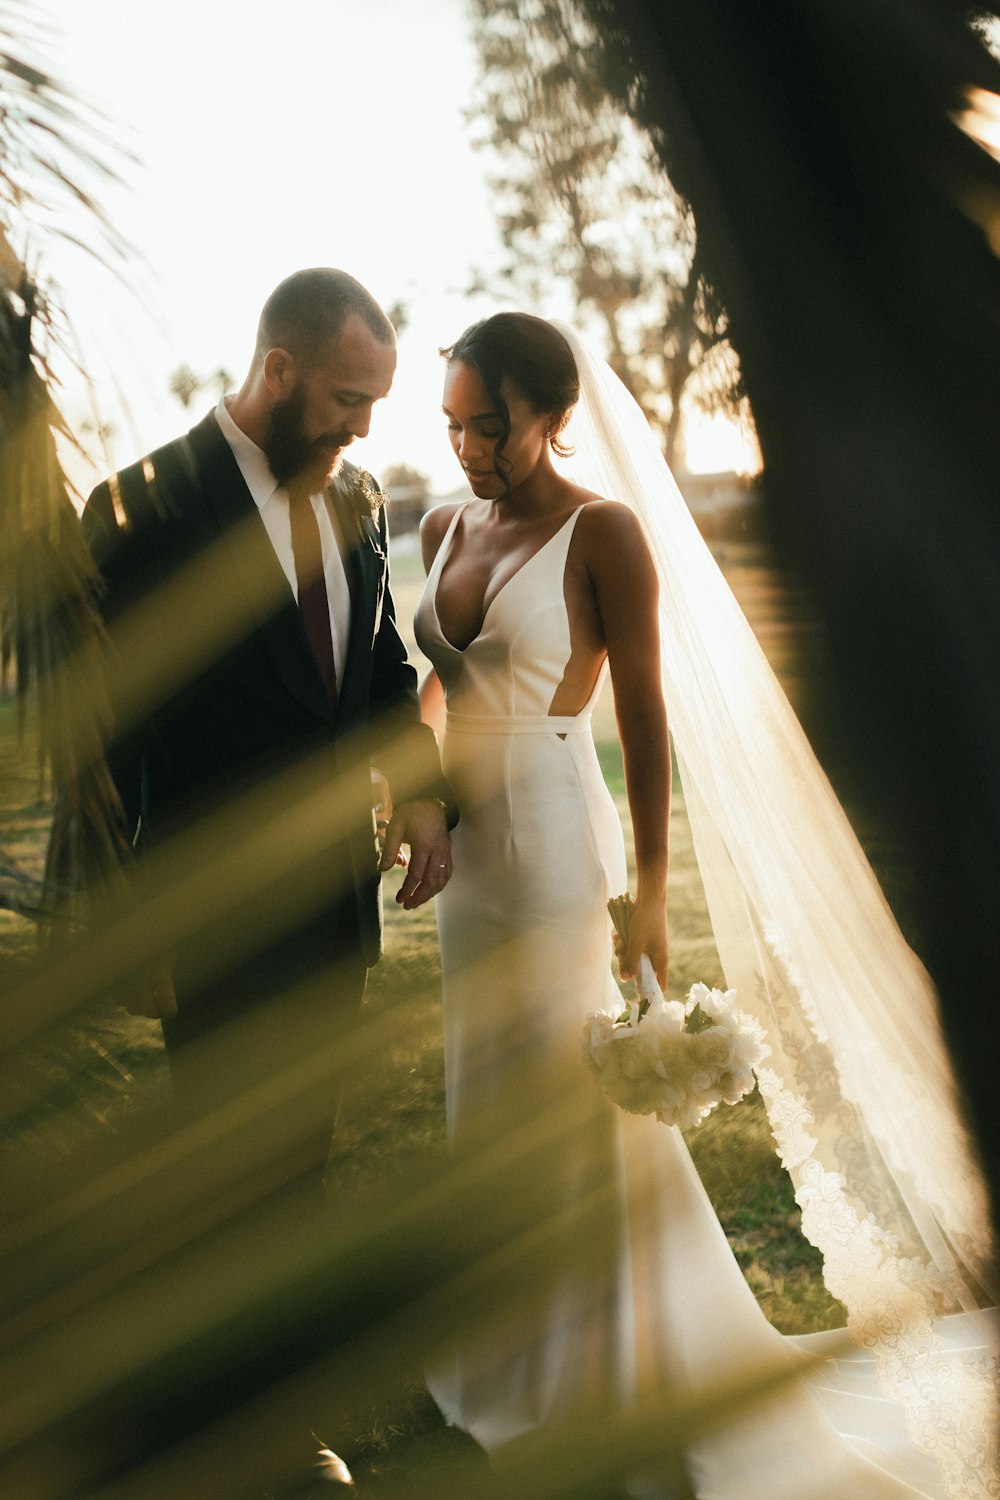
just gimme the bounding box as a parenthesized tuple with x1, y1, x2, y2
(442, 314, 580, 490)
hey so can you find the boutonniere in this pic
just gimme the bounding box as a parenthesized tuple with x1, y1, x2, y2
(341, 467, 387, 521)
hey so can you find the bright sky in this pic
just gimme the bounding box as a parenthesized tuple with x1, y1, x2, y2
(34, 0, 752, 495)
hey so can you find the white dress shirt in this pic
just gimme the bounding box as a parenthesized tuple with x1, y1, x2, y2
(215, 397, 351, 693)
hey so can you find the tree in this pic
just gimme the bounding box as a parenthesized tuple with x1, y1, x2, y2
(465, 0, 744, 466)
(380, 463, 432, 533)
(168, 363, 234, 409)
(167, 363, 201, 408)
(380, 462, 431, 503)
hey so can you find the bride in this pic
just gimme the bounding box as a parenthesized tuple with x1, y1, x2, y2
(413, 313, 997, 1499)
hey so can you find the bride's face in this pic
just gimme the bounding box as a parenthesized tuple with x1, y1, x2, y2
(443, 360, 553, 498)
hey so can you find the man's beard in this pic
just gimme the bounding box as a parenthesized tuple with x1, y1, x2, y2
(263, 386, 351, 492)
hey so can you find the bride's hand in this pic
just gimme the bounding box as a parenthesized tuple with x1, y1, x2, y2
(616, 897, 669, 989)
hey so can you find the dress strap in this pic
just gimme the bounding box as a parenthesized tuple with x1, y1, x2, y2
(427, 501, 469, 583)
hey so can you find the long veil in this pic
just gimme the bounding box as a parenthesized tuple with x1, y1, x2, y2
(552, 321, 997, 1494)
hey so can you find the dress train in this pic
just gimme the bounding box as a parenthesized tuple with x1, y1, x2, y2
(413, 502, 993, 1498)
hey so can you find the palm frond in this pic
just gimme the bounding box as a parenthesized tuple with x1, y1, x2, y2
(0, 16, 133, 900)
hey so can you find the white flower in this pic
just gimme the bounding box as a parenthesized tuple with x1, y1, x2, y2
(584, 978, 769, 1129)
(583, 1009, 618, 1055)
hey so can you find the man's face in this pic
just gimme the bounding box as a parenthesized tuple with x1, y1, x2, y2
(263, 313, 396, 491)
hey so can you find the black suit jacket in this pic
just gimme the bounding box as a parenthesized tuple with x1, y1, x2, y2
(82, 409, 452, 972)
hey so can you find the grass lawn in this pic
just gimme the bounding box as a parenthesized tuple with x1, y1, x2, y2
(0, 538, 862, 1491)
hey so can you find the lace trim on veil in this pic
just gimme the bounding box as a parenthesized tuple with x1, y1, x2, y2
(552, 320, 998, 1498)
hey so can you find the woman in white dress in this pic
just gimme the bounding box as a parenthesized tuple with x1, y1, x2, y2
(413, 313, 997, 1500)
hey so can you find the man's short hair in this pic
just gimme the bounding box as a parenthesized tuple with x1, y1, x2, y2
(256, 269, 395, 364)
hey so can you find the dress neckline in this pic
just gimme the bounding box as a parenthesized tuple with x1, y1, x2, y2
(431, 504, 585, 655)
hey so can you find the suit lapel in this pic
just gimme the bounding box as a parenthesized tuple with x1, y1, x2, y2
(182, 412, 334, 724)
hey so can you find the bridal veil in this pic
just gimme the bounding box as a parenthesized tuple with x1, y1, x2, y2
(552, 320, 997, 1498)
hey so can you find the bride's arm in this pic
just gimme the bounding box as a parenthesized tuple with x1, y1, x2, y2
(585, 503, 670, 986)
(420, 670, 447, 738)
(417, 503, 461, 741)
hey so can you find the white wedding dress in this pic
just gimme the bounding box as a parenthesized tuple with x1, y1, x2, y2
(413, 502, 993, 1500)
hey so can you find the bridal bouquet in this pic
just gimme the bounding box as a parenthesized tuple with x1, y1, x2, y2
(583, 895, 769, 1129)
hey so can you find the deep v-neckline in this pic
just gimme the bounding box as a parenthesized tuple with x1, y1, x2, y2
(432, 506, 583, 655)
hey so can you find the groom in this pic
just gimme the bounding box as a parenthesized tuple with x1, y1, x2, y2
(82, 267, 454, 1137)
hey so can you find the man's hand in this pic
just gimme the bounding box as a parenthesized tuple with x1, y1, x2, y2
(379, 798, 452, 909)
(372, 768, 407, 868)
(121, 957, 178, 1020)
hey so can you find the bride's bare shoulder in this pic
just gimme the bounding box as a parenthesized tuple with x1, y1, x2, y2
(573, 493, 648, 548)
(419, 500, 464, 569)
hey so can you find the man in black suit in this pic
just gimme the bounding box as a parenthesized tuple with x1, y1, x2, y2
(82, 268, 454, 1152)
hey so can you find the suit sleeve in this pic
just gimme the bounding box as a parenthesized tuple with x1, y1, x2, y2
(80, 472, 170, 853)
